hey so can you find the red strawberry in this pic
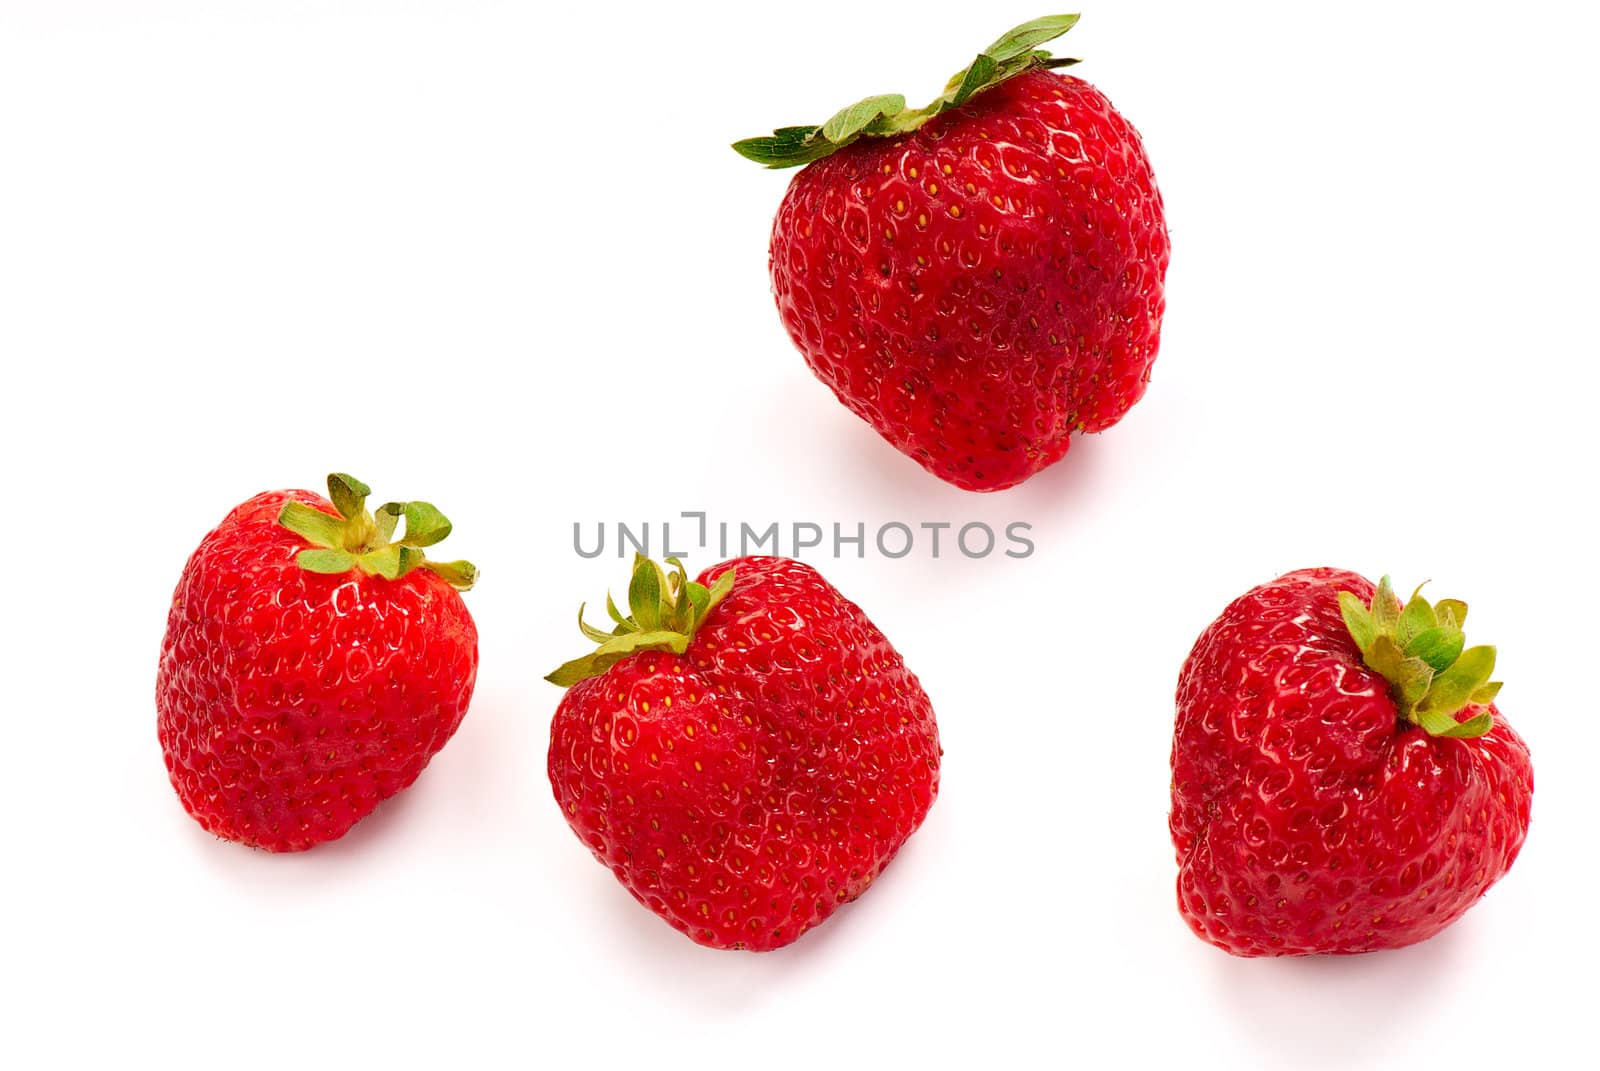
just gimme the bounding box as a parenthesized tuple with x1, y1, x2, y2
(157, 473, 479, 852)
(1170, 569, 1533, 956)
(546, 555, 941, 951)
(736, 15, 1169, 491)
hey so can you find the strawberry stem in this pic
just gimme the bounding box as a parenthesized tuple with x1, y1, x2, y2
(732, 14, 1083, 169)
(545, 555, 736, 688)
(277, 472, 478, 591)
(1337, 576, 1500, 739)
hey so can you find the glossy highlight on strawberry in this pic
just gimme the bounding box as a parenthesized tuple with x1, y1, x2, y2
(739, 16, 1169, 490)
(547, 555, 941, 951)
(157, 474, 479, 852)
(1170, 568, 1533, 956)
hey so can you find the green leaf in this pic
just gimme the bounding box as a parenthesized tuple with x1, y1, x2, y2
(1470, 681, 1503, 706)
(658, 557, 689, 630)
(296, 548, 356, 574)
(1362, 634, 1407, 682)
(1403, 625, 1465, 674)
(372, 504, 399, 544)
(421, 559, 477, 592)
(1371, 576, 1402, 635)
(1393, 657, 1435, 711)
(399, 545, 427, 577)
(1338, 591, 1376, 653)
(576, 603, 614, 644)
(821, 93, 907, 142)
(1414, 706, 1467, 737)
(278, 500, 346, 550)
(1397, 590, 1436, 646)
(628, 555, 663, 631)
(731, 127, 836, 169)
(545, 629, 692, 688)
(950, 54, 999, 107)
(358, 544, 401, 579)
(705, 567, 737, 608)
(982, 13, 1081, 60)
(684, 581, 711, 633)
(605, 591, 631, 631)
(326, 473, 370, 521)
(358, 544, 427, 581)
(545, 657, 598, 689)
(1437, 710, 1494, 739)
(1419, 645, 1497, 719)
(383, 500, 452, 548)
(1435, 599, 1468, 628)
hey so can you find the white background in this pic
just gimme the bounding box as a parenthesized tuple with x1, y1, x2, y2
(3, 1, 1596, 1067)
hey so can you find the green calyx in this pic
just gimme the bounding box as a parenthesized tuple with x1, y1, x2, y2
(545, 554, 736, 688)
(732, 14, 1082, 169)
(1337, 576, 1501, 739)
(276, 473, 477, 591)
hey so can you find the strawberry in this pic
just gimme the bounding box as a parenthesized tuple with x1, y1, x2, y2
(1170, 569, 1533, 956)
(545, 555, 941, 951)
(157, 473, 479, 852)
(736, 15, 1169, 491)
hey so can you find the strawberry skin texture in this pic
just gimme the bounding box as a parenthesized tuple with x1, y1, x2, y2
(1170, 569, 1533, 956)
(157, 490, 478, 852)
(770, 69, 1169, 491)
(548, 556, 941, 951)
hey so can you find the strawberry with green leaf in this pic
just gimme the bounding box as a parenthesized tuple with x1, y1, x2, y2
(737, 14, 1169, 491)
(1170, 569, 1533, 956)
(546, 555, 941, 951)
(157, 473, 479, 852)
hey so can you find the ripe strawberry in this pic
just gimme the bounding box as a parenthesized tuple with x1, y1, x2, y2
(157, 473, 479, 852)
(736, 15, 1169, 491)
(546, 555, 941, 951)
(1170, 569, 1533, 956)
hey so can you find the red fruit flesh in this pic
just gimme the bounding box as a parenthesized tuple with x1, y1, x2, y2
(548, 556, 941, 951)
(157, 490, 479, 852)
(1170, 568, 1532, 956)
(770, 69, 1169, 491)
